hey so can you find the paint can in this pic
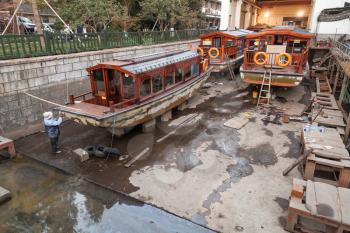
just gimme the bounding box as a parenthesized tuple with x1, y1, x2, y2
(252, 91, 258, 99)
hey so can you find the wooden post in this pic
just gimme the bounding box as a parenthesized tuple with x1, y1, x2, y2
(332, 65, 340, 94)
(12, 0, 21, 34)
(69, 95, 75, 104)
(109, 101, 115, 112)
(31, 0, 45, 48)
(339, 74, 347, 103)
(344, 113, 350, 143)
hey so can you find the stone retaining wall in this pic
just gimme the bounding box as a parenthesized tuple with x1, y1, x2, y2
(0, 40, 199, 139)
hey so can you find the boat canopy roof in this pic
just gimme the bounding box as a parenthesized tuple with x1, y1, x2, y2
(87, 51, 199, 75)
(199, 29, 254, 40)
(245, 27, 314, 39)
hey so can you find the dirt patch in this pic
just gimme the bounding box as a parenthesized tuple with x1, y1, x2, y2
(274, 197, 289, 211)
(282, 131, 301, 159)
(238, 143, 278, 167)
(262, 128, 273, 137)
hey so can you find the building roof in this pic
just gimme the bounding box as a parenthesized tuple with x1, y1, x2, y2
(199, 29, 254, 39)
(121, 51, 198, 74)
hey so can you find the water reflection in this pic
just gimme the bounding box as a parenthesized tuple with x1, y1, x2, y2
(0, 157, 213, 233)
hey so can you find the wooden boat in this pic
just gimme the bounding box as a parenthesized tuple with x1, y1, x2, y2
(240, 27, 314, 87)
(198, 29, 253, 72)
(58, 51, 212, 135)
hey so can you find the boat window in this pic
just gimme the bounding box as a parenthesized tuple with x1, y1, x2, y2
(165, 71, 174, 88)
(175, 68, 183, 83)
(122, 73, 135, 99)
(152, 75, 163, 93)
(286, 41, 307, 53)
(213, 37, 221, 48)
(191, 63, 199, 77)
(93, 69, 104, 92)
(141, 78, 151, 97)
(184, 65, 191, 80)
(225, 40, 234, 47)
(274, 35, 284, 45)
(107, 69, 120, 95)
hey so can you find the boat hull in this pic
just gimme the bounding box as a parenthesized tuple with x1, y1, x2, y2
(210, 55, 244, 73)
(240, 68, 305, 87)
(60, 68, 212, 129)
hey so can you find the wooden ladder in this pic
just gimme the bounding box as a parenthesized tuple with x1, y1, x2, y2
(224, 53, 235, 80)
(257, 69, 272, 106)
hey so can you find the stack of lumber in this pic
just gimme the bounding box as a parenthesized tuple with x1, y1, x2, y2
(311, 92, 345, 135)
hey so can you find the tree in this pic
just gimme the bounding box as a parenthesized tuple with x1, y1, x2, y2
(138, 0, 201, 31)
(48, 0, 123, 32)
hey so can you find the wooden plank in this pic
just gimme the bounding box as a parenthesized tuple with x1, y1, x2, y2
(124, 147, 150, 168)
(316, 78, 321, 93)
(305, 180, 317, 215)
(314, 182, 341, 223)
(338, 187, 350, 225)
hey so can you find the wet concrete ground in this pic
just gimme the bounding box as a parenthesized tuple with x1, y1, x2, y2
(0, 157, 214, 233)
(10, 75, 309, 232)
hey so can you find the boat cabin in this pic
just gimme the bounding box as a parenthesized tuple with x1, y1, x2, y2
(198, 29, 252, 64)
(68, 51, 205, 110)
(242, 27, 314, 74)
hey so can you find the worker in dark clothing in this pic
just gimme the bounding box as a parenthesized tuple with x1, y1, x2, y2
(43, 111, 63, 154)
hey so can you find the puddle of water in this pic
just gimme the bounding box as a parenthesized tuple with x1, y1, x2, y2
(0, 157, 213, 233)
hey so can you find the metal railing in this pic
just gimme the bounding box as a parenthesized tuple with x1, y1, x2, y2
(244, 50, 308, 73)
(0, 29, 214, 60)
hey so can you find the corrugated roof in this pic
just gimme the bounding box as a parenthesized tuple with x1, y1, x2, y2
(223, 29, 252, 37)
(122, 51, 198, 74)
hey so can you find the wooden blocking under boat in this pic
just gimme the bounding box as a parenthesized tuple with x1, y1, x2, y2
(107, 127, 125, 137)
(0, 136, 16, 158)
(142, 119, 156, 133)
(161, 110, 172, 122)
(178, 101, 187, 111)
(286, 179, 350, 233)
(73, 148, 89, 162)
(0, 186, 11, 204)
(304, 152, 350, 188)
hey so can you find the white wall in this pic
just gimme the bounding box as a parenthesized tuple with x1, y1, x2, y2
(220, 0, 230, 30)
(310, 0, 350, 34)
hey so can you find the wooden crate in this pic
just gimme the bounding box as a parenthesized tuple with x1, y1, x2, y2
(304, 153, 350, 188)
(286, 179, 350, 233)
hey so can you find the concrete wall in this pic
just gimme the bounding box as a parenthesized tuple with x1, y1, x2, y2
(257, 4, 311, 28)
(0, 40, 199, 139)
(309, 0, 350, 34)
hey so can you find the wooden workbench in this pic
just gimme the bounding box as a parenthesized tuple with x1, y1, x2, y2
(301, 125, 350, 188)
(286, 179, 350, 233)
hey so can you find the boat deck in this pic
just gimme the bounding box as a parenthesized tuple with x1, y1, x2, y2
(63, 102, 110, 117)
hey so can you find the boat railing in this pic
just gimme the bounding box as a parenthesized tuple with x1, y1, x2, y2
(244, 49, 307, 73)
(69, 91, 93, 104)
(110, 98, 138, 112)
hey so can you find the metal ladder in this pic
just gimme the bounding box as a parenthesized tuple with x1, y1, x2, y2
(257, 68, 272, 106)
(224, 53, 235, 80)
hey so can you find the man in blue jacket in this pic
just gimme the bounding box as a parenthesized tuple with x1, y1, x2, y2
(43, 111, 63, 154)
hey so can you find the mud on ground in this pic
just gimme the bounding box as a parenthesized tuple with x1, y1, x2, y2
(14, 75, 306, 233)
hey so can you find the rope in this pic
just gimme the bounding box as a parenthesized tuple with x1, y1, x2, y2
(24, 92, 80, 112)
(1, 0, 24, 35)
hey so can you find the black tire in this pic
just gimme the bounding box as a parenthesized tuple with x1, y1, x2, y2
(103, 147, 121, 157)
(94, 145, 106, 158)
(84, 146, 96, 156)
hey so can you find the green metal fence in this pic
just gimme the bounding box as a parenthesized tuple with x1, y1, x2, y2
(0, 29, 213, 60)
